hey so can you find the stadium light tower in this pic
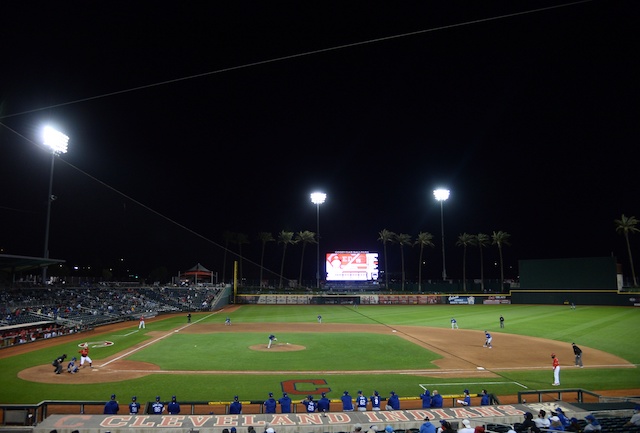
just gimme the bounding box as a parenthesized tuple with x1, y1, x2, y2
(433, 188, 450, 281)
(42, 126, 69, 284)
(310, 192, 326, 289)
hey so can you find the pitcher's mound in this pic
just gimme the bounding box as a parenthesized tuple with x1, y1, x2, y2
(250, 344, 305, 352)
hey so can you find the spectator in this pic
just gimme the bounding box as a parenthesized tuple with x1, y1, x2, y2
(229, 396, 242, 414)
(264, 392, 277, 414)
(419, 417, 436, 433)
(341, 391, 354, 411)
(278, 392, 292, 414)
(430, 390, 443, 408)
(624, 405, 640, 427)
(474, 426, 485, 433)
(534, 410, 550, 430)
(420, 389, 432, 408)
(436, 420, 453, 433)
(265, 428, 275, 433)
(385, 425, 395, 433)
(168, 395, 180, 415)
(517, 412, 540, 433)
(353, 424, 363, 433)
(459, 419, 475, 433)
(549, 416, 564, 432)
(386, 391, 400, 410)
(555, 408, 571, 428)
(103, 394, 119, 415)
(567, 417, 582, 433)
(583, 414, 601, 432)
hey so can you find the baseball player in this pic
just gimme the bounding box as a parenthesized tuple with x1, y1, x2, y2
(66, 357, 79, 374)
(483, 331, 492, 348)
(551, 353, 560, 386)
(386, 391, 400, 410)
(302, 395, 317, 413)
(499, 315, 504, 328)
(267, 334, 277, 348)
(419, 389, 431, 408)
(229, 395, 242, 414)
(318, 392, 331, 414)
(341, 391, 354, 411)
(168, 395, 180, 414)
(451, 318, 459, 329)
(572, 343, 583, 367)
(225, 316, 231, 326)
(152, 396, 164, 414)
(356, 390, 368, 411)
(278, 392, 292, 413)
(456, 389, 471, 406)
(78, 343, 93, 368)
(139, 315, 145, 329)
(317, 315, 322, 323)
(129, 396, 141, 415)
(103, 394, 119, 415)
(370, 391, 381, 411)
(52, 354, 67, 374)
(264, 392, 277, 414)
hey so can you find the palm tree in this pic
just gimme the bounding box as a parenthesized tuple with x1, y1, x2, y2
(491, 230, 511, 292)
(378, 229, 396, 289)
(456, 233, 474, 292)
(295, 230, 317, 288)
(257, 232, 275, 287)
(472, 233, 490, 291)
(615, 214, 639, 287)
(415, 232, 434, 292)
(277, 230, 297, 289)
(235, 232, 249, 285)
(393, 233, 412, 291)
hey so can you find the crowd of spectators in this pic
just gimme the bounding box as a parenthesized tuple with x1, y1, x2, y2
(0, 284, 223, 348)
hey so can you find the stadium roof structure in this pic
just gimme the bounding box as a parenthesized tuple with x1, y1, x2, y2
(0, 253, 66, 274)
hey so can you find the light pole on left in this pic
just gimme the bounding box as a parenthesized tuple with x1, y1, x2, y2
(42, 126, 69, 285)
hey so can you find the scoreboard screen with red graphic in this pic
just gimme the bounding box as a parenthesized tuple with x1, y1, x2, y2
(325, 251, 379, 281)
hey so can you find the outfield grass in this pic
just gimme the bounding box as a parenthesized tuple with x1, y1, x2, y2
(0, 304, 638, 404)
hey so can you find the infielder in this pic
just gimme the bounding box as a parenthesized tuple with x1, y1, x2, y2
(552, 353, 560, 385)
(79, 343, 93, 367)
(451, 318, 459, 329)
(483, 331, 492, 348)
(139, 315, 145, 329)
(267, 334, 277, 348)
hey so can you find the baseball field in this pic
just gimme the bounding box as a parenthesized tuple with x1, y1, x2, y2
(0, 303, 639, 405)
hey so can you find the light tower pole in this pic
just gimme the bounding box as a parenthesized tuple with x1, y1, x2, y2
(433, 188, 450, 281)
(310, 192, 326, 289)
(42, 126, 69, 284)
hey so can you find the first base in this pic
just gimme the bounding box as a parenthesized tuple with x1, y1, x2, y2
(477, 367, 485, 370)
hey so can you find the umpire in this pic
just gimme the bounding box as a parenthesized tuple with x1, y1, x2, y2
(572, 343, 583, 367)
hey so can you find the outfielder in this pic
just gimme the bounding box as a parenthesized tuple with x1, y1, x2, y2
(267, 334, 277, 348)
(79, 343, 93, 367)
(483, 331, 492, 348)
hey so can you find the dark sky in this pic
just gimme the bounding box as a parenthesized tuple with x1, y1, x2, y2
(1, 1, 639, 284)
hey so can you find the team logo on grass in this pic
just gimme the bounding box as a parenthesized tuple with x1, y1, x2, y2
(77, 341, 114, 348)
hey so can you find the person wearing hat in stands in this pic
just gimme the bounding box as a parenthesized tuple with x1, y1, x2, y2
(459, 419, 475, 433)
(419, 416, 436, 433)
(264, 392, 277, 414)
(567, 417, 582, 432)
(152, 396, 164, 414)
(341, 391, 354, 411)
(168, 395, 180, 415)
(624, 405, 640, 427)
(584, 414, 601, 432)
(229, 395, 242, 414)
(356, 390, 368, 411)
(517, 412, 540, 433)
(555, 407, 571, 428)
(436, 420, 452, 433)
(318, 392, 331, 415)
(385, 425, 395, 433)
(352, 424, 363, 433)
(129, 396, 141, 415)
(103, 394, 119, 415)
(278, 392, 292, 413)
(548, 416, 564, 432)
(386, 391, 400, 410)
(474, 426, 485, 433)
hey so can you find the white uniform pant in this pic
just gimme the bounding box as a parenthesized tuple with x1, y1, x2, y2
(553, 367, 560, 384)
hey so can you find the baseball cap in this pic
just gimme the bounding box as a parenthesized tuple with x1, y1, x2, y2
(390, 391, 395, 395)
(555, 407, 564, 413)
(385, 426, 393, 433)
(283, 392, 287, 396)
(172, 396, 176, 401)
(266, 428, 275, 433)
(374, 391, 379, 396)
(132, 396, 137, 401)
(462, 420, 471, 427)
(111, 394, 116, 400)
(234, 396, 239, 401)
(344, 391, 349, 395)
(551, 353, 555, 357)
(71, 357, 77, 361)
(585, 415, 595, 421)
(439, 420, 447, 425)
(354, 424, 362, 430)
(307, 395, 313, 399)
(321, 392, 326, 397)
(550, 416, 560, 422)
(156, 396, 161, 401)
(358, 390, 363, 394)
(269, 392, 273, 397)
(231, 428, 236, 433)
(524, 412, 533, 419)
(464, 389, 469, 394)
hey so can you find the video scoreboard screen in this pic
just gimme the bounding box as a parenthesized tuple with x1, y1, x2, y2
(325, 251, 379, 281)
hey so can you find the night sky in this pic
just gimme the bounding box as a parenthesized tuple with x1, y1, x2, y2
(1, 1, 638, 284)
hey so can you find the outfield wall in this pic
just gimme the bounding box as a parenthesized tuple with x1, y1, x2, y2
(236, 294, 511, 305)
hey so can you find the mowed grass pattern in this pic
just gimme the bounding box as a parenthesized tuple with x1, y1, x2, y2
(0, 303, 638, 404)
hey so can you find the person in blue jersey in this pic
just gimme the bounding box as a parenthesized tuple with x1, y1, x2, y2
(103, 394, 119, 415)
(318, 392, 331, 415)
(268, 334, 277, 349)
(302, 395, 317, 413)
(278, 392, 292, 413)
(430, 390, 443, 408)
(229, 396, 242, 414)
(386, 391, 400, 410)
(264, 392, 277, 414)
(356, 390, 368, 411)
(419, 416, 436, 433)
(341, 391, 354, 411)
(168, 396, 180, 415)
(480, 389, 490, 406)
(152, 396, 164, 414)
(370, 391, 381, 411)
(456, 389, 471, 406)
(451, 318, 459, 329)
(419, 389, 431, 408)
(484, 331, 493, 348)
(129, 396, 141, 415)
